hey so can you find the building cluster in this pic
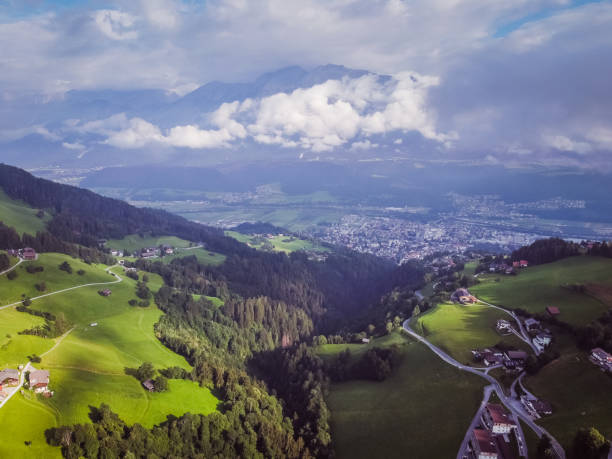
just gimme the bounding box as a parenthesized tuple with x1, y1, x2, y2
(523, 318, 553, 352)
(6, 247, 37, 260)
(472, 348, 528, 371)
(469, 403, 517, 459)
(0, 367, 51, 402)
(451, 288, 477, 304)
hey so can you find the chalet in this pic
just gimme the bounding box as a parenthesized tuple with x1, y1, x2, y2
(7, 249, 18, 257)
(361, 338, 370, 344)
(505, 350, 527, 368)
(162, 245, 174, 255)
(141, 250, 156, 258)
(0, 369, 19, 387)
(524, 318, 540, 332)
(142, 380, 155, 392)
(471, 428, 498, 459)
(521, 396, 553, 418)
(546, 306, 560, 317)
(482, 351, 503, 366)
(533, 333, 552, 352)
(451, 288, 477, 304)
(519, 260, 529, 268)
(22, 247, 36, 260)
(483, 403, 516, 434)
(110, 250, 123, 257)
(29, 369, 50, 393)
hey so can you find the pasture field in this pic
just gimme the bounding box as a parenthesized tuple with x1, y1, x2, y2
(0, 258, 219, 455)
(0, 253, 112, 306)
(0, 188, 50, 235)
(412, 302, 531, 364)
(320, 331, 485, 459)
(225, 230, 328, 254)
(161, 247, 226, 266)
(0, 307, 51, 367)
(106, 234, 193, 252)
(524, 348, 612, 450)
(470, 256, 612, 325)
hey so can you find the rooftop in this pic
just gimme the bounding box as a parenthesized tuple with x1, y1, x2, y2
(485, 403, 515, 426)
(473, 428, 497, 454)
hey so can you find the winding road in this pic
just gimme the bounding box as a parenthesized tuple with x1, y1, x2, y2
(402, 319, 565, 458)
(0, 258, 23, 276)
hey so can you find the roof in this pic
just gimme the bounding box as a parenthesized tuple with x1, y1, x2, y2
(507, 350, 528, 360)
(592, 348, 612, 361)
(546, 306, 560, 315)
(142, 379, 155, 391)
(29, 370, 49, 387)
(485, 404, 515, 426)
(473, 428, 497, 454)
(0, 368, 19, 382)
(23, 247, 35, 253)
(524, 318, 539, 326)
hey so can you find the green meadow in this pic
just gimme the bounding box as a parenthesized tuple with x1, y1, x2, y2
(524, 346, 612, 450)
(413, 302, 531, 364)
(225, 230, 328, 254)
(161, 247, 226, 266)
(106, 234, 193, 252)
(320, 331, 485, 459)
(0, 253, 112, 306)
(0, 258, 219, 455)
(0, 188, 50, 236)
(471, 256, 612, 325)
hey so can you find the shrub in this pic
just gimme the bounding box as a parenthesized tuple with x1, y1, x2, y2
(77, 269, 85, 276)
(7, 270, 17, 280)
(58, 261, 72, 274)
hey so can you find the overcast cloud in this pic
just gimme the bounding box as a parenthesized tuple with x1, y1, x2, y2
(0, 0, 610, 168)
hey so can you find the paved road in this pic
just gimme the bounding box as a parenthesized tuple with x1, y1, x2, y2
(0, 265, 122, 311)
(415, 290, 424, 301)
(0, 362, 31, 409)
(402, 319, 565, 458)
(0, 258, 23, 276)
(456, 384, 494, 459)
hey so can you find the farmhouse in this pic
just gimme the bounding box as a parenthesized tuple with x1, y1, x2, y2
(524, 318, 540, 332)
(519, 260, 528, 268)
(496, 319, 512, 334)
(99, 289, 112, 296)
(29, 369, 50, 393)
(482, 351, 503, 366)
(0, 369, 19, 386)
(162, 245, 174, 254)
(521, 396, 553, 418)
(22, 247, 36, 260)
(470, 428, 498, 459)
(546, 306, 560, 316)
(483, 403, 516, 434)
(142, 380, 155, 392)
(451, 288, 477, 304)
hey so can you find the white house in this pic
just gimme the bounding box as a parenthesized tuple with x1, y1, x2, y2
(533, 333, 552, 352)
(482, 403, 516, 434)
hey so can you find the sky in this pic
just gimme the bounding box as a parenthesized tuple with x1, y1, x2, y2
(0, 0, 611, 169)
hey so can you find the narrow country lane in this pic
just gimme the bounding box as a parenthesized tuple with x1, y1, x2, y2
(402, 319, 565, 458)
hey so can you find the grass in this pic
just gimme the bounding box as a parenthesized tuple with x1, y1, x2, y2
(106, 234, 193, 252)
(413, 302, 531, 364)
(520, 419, 541, 459)
(225, 230, 328, 254)
(523, 348, 612, 451)
(0, 308, 51, 367)
(0, 188, 50, 236)
(321, 331, 486, 459)
(0, 253, 112, 306)
(0, 258, 219, 454)
(161, 247, 226, 266)
(471, 257, 612, 325)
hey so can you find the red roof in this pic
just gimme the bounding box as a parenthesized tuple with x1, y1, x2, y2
(546, 306, 560, 315)
(486, 404, 515, 426)
(473, 428, 497, 454)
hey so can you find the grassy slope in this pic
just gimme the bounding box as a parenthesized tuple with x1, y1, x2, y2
(321, 331, 485, 459)
(470, 257, 612, 325)
(161, 247, 226, 266)
(0, 188, 50, 236)
(524, 348, 612, 450)
(225, 230, 328, 254)
(0, 261, 218, 456)
(0, 253, 112, 306)
(413, 302, 531, 364)
(106, 234, 192, 252)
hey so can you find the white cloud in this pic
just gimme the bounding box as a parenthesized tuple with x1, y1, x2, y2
(543, 134, 591, 154)
(93, 10, 138, 40)
(141, 0, 180, 30)
(0, 125, 61, 142)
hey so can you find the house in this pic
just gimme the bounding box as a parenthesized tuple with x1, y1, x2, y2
(590, 348, 612, 372)
(22, 247, 36, 260)
(512, 261, 520, 268)
(521, 396, 553, 418)
(99, 289, 112, 297)
(546, 306, 560, 316)
(451, 288, 477, 304)
(162, 245, 174, 255)
(29, 369, 50, 393)
(471, 428, 498, 459)
(7, 249, 18, 257)
(533, 333, 552, 352)
(361, 338, 370, 344)
(524, 318, 540, 332)
(142, 380, 155, 392)
(483, 403, 516, 434)
(483, 351, 503, 366)
(0, 369, 19, 386)
(519, 260, 529, 268)
(141, 250, 156, 258)
(110, 250, 123, 257)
